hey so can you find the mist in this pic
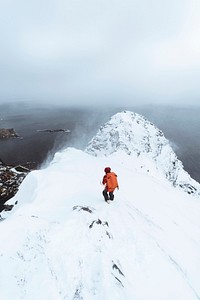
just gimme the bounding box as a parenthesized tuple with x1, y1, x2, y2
(0, 102, 200, 183)
(0, 0, 200, 106)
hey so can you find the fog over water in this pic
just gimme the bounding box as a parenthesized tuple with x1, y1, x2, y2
(1, 1, 200, 106)
(0, 102, 199, 183)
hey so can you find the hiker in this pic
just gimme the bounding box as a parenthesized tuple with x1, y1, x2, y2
(102, 167, 119, 202)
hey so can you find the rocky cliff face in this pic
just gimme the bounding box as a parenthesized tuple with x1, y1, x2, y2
(85, 111, 200, 196)
(0, 160, 29, 213)
(0, 128, 20, 139)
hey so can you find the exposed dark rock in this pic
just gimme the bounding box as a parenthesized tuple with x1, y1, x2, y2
(0, 160, 29, 213)
(112, 275, 124, 287)
(3, 204, 14, 211)
(89, 219, 109, 229)
(73, 286, 83, 300)
(13, 165, 30, 173)
(178, 183, 197, 195)
(106, 231, 113, 239)
(36, 129, 70, 133)
(112, 263, 125, 276)
(73, 205, 94, 213)
(0, 128, 20, 139)
(85, 111, 200, 197)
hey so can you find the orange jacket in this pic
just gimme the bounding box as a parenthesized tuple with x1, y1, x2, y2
(102, 172, 119, 192)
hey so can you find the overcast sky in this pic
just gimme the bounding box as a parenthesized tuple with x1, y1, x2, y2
(0, 0, 200, 106)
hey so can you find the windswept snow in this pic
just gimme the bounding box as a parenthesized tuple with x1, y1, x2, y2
(0, 146, 200, 300)
(86, 111, 200, 196)
(1, 111, 200, 300)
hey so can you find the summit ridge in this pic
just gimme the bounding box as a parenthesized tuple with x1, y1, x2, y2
(85, 111, 200, 195)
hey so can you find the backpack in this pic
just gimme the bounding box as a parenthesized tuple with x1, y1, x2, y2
(106, 172, 118, 192)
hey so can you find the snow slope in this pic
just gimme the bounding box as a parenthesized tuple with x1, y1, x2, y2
(86, 111, 200, 196)
(0, 111, 200, 300)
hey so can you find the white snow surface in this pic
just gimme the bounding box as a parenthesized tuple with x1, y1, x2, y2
(86, 111, 200, 195)
(0, 111, 200, 300)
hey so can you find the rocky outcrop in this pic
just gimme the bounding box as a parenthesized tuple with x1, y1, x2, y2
(85, 111, 200, 196)
(0, 160, 29, 213)
(0, 128, 20, 139)
(36, 129, 70, 133)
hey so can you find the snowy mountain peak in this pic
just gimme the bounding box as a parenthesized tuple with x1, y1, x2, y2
(86, 110, 165, 157)
(85, 111, 200, 196)
(1, 114, 200, 299)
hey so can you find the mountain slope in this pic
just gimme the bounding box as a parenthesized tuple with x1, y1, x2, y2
(0, 146, 200, 300)
(85, 111, 200, 196)
(0, 112, 200, 300)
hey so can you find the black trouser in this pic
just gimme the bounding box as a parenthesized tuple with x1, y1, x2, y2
(103, 189, 114, 201)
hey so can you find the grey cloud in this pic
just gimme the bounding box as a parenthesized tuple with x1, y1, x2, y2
(0, 0, 200, 106)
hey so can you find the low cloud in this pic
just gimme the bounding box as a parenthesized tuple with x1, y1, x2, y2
(0, 0, 200, 106)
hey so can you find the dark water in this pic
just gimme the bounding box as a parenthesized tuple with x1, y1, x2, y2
(133, 105, 200, 183)
(0, 102, 116, 169)
(0, 102, 199, 183)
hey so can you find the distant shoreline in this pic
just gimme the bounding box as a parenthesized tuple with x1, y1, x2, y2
(0, 103, 199, 183)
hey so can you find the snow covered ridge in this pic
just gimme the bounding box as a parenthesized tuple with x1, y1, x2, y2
(85, 111, 200, 196)
(1, 148, 200, 300)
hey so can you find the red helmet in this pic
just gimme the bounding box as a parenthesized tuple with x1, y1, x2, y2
(104, 167, 111, 173)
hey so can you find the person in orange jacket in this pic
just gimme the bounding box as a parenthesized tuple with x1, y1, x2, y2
(102, 167, 119, 202)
